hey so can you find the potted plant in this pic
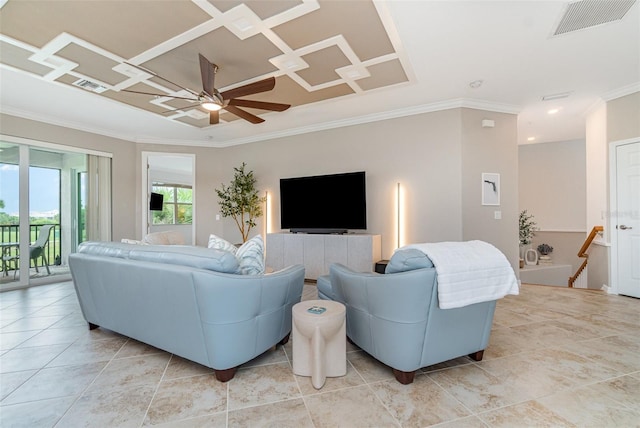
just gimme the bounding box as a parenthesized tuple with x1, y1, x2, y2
(215, 163, 266, 243)
(519, 210, 536, 247)
(519, 210, 536, 267)
(537, 243, 553, 256)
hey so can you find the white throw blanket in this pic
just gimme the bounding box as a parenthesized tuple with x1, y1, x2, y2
(401, 240, 519, 309)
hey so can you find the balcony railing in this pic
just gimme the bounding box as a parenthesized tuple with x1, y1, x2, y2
(0, 224, 61, 269)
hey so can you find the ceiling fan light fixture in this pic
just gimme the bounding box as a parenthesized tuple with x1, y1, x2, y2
(201, 101, 222, 111)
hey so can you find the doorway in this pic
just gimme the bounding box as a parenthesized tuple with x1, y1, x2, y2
(141, 152, 196, 245)
(609, 139, 640, 298)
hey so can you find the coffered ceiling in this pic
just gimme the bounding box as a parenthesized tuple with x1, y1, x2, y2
(0, 1, 638, 147)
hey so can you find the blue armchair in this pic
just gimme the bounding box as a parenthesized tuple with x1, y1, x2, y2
(317, 249, 497, 384)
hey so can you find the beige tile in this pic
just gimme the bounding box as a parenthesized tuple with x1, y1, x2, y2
(46, 336, 126, 367)
(347, 350, 395, 383)
(2, 361, 105, 404)
(144, 374, 227, 426)
(0, 369, 36, 401)
(228, 398, 314, 427)
(296, 361, 364, 395)
(492, 307, 548, 327)
(0, 330, 39, 350)
(0, 344, 68, 373)
(241, 344, 288, 368)
(58, 384, 156, 428)
(479, 348, 620, 397)
(482, 327, 532, 359)
(15, 325, 87, 348)
(536, 384, 640, 426)
(371, 373, 470, 427)
(150, 412, 227, 427)
(163, 354, 213, 380)
(0, 395, 76, 428)
(589, 375, 640, 410)
(562, 333, 640, 374)
(432, 415, 489, 428)
(428, 363, 530, 413)
(228, 362, 300, 410)
(421, 356, 473, 373)
(0, 315, 67, 333)
(304, 385, 399, 427)
(478, 400, 575, 427)
(508, 321, 591, 348)
(114, 338, 166, 359)
(86, 353, 170, 394)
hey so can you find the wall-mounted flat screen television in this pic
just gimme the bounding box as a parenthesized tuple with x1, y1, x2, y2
(280, 171, 366, 234)
(149, 192, 164, 211)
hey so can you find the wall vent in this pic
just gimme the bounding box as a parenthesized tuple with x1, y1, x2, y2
(73, 79, 107, 93)
(553, 0, 636, 36)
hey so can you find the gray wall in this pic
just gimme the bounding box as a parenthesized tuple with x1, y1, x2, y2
(2, 107, 520, 273)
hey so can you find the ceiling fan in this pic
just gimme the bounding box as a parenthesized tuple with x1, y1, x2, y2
(122, 54, 290, 125)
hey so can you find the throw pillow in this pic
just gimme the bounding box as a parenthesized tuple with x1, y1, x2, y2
(207, 234, 238, 254)
(235, 235, 265, 275)
(385, 248, 434, 273)
(121, 238, 144, 245)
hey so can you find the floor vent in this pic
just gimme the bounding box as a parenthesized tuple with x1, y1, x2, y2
(553, 0, 636, 36)
(73, 79, 107, 93)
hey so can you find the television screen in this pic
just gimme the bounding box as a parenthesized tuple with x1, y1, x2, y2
(149, 192, 164, 211)
(280, 171, 366, 233)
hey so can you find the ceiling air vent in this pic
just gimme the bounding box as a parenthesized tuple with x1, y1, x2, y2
(73, 79, 107, 94)
(553, 0, 636, 36)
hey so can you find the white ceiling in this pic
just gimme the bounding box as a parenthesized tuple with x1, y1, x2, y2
(1, 0, 638, 148)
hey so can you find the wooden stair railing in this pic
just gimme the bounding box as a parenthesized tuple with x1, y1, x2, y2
(568, 226, 604, 287)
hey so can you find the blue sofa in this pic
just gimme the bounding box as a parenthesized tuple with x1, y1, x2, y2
(69, 241, 305, 382)
(317, 249, 496, 384)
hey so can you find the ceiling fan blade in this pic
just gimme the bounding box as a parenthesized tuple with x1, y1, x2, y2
(224, 105, 265, 124)
(220, 77, 276, 101)
(228, 99, 290, 112)
(199, 53, 216, 98)
(209, 110, 219, 125)
(124, 62, 201, 97)
(120, 89, 197, 101)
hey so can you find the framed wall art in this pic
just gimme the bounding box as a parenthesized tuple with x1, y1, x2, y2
(482, 173, 500, 206)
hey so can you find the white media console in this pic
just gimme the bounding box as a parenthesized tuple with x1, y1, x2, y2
(266, 233, 382, 280)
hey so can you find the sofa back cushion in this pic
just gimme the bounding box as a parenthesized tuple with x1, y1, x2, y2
(78, 241, 239, 273)
(142, 230, 185, 245)
(385, 248, 434, 274)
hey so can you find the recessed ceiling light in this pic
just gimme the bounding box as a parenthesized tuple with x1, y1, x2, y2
(527, 137, 536, 141)
(469, 79, 483, 89)
(547, 108, 560, 115)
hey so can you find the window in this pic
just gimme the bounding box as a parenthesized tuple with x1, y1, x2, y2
(151, 183, 192, 225)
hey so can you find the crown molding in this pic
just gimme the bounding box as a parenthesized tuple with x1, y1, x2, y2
(2, 97, 522, 148)
(602, 82, 640, 101)
(0, 106, 137, 143)
(215, 98, 522, 147)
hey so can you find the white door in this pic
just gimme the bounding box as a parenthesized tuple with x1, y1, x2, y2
(616, 141, 640, 298)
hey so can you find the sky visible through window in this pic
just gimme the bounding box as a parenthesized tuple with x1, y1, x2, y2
(0, 164, 60, 216)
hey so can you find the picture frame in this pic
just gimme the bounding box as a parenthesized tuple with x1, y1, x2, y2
(482, 173, 500, 206)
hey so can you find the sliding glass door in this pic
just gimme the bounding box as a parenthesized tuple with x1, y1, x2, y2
(0, 139, 110, 290)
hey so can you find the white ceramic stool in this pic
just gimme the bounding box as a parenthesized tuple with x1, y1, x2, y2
(292, 299, 346, 389)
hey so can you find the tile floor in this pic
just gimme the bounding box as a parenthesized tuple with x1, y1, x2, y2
(0, 281, 639, 427)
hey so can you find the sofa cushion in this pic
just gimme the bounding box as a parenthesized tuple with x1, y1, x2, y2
(129, 246, 239, 273)
(235, 235, 265, 275)
(207, 234, 238, 253)
(142, 230, 185, 245)
(77, 241, 239, 273)
(385, 248, 434, 274)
